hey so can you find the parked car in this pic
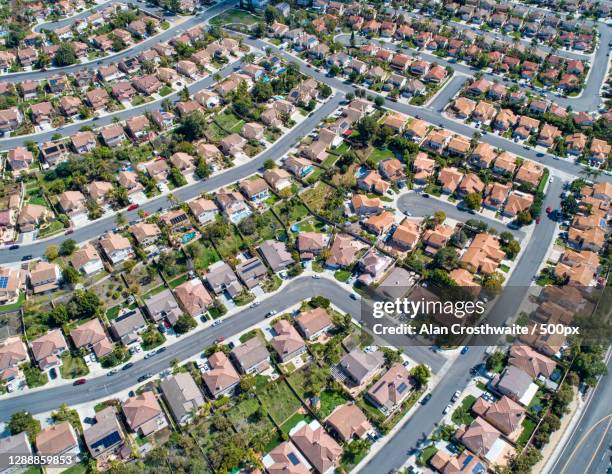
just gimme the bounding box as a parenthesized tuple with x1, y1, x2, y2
(73, 378, 87, 386)
(127, 203, 139, 211)
(452, 390, 461, 402)
(421, 393, 432, 405)
(122, 362, 134, 370)
(215, 336, 225, 344)
(443, 404, 452, 414)
(461, 346, 469, 355)
(138, 373, 152, 382)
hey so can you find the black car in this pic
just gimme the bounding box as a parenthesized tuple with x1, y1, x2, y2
(138, 373, 152, 382)
(122, 362, 134, 370)
(157, 346, 167, 354)
(8, 244, 19, 250)
(421, 393, 432, 405)
(21, 255, 32, 261)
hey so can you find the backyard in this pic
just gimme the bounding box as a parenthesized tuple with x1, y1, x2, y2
(258, 378, 303, 425)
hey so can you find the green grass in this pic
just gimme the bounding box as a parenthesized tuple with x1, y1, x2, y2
(60, 353, 89, 379)
(366, 147, 395, 167)
(0, 291, 25, 312)
(212, 227, 244, 259)
(169, 273, 189, 289)
(476, 381, 487, 391)
(61, 462, 88, 474)
(258, 379, 303, 425)
(215, 109, 245, 133)
(319, 389, 350, 418)
(105, 305, 121, 320)
(159, 85, 173, 97)
(451, 395, 477, 425)
(23, 364, 48, 388)
(274, 200, 310, 225)
(143, 284, 167, 299)
(517, 417, 537, 446)
(417, 445, 438, 467)
(27, 195, 49, 207)
(334, 270, 351, 282)
(499, 264, 510, 272)
(280, 412, 313, 435)
(209, 8, 260, 27)
(37, 220, 65, 238)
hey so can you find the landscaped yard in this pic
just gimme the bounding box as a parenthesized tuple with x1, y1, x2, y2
(280, 412, 313, 435)
(517, 417, 537, 446)
(214, 109, 245, 133)
(23, 364, 48, 388)
(186, 239, 221, 272)
(169, 273, 189, 289)
(319, 389, 350, 418)
(60, 353, 89, 379)
(210, 226, 244, 259)
(226, 397, 279, 449)
(417, 445, 438, 467)
(274, 199, 310, 225)
(366, 147, 395, 167)
(334, 270, 351, 282)
(258, 379, 303, 425)
(300, 182, 335, 214)
(451, 395, 477, 425)
(0, 292, 25, 312)
(209, 8, 260, 26)
(37, 220, 65, 238)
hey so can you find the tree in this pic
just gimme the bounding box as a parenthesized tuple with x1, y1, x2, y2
(381, 347, 402, 366)
(59, 239, 76, 256)
(239, 373, 257, 393)
(433, 210, 446, 224)
(62, 266, 80, 285)
(503, 239, 521, 259)
(174, 314, 197, 334)
(45, 245, 59, 261)
(356, 115, 380, 144)
(486, 351, 506, 372)
(264, 5, 277, 24)
(433, 247, 458, 270)
(178, 110, 207, 141)
(516, 210, 532, 226)
(116, 212, 127, 228)
(374, 96, 385, 107)
(464, 192, 482, 210)
(412, 364, 430, 388)
(8, 411, 41, 440)
(54, 43, 77, 67)
(319, 83, 332, 98)
(482, 272, 504, 292)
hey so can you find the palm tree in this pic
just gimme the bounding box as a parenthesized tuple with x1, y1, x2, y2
(115, 212, 127, 228)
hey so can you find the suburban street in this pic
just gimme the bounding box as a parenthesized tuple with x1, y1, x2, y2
(427, 75, 469, 112)
(0, 276, 446, 421)
(396, 192, 526, 239)
(0, 93, 344, 263)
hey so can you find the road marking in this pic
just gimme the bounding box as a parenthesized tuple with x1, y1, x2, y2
(583, 415, 612, 474)
(559, 413, 612, 474)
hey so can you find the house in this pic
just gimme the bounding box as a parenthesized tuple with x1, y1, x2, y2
(537, 123, 561, 148)
(100, 233, 132, 264)
(424, 65, 448, 83)
(429, 451, 489, 474)
(364, 211, 395, 235)
(447, 136, 472, 158)
(144, 289, 182, 325)
(472, 101, 496, 123)
(216, 190, 251, 223)
(326, 234, 364, 268)
(85, 88, 110, 110)
(70, 244, 104, 275)
(484, 182, 512, 210)
(176, 60, 199, 79)
(87, 181, 113, 204)
(110, 309, 147, 346)
(122, 391, 168, 436)
(204, 261, 242, 298)
(391, 220, 421, 251)
(383, 113, 407, 133)
(132, 75, 162, 95)
(515, 161, 544, 188)
(29, 261, 61, 294)
(263, 441, 312, 474)
(456, 417, 507, 464)
(17, 203, 49, 232)
(71, 131, 97, 154)
(494, 108, 517, 130)
(358, 170, 390, 194)
(271, 319, 306, 363)
(175, 278, 212, 317)
(129, 222, 161, 246)
(0, 107, 22, 134)
(495, 358, 539, 403)
(83, 407, 125, 459)
(503, 192, 534, 217)
(0, 433, 32, 471)
(438, 167, 463, 194)
(460, 233, 505, 274)
(297, 232, 329, 260)
(161, 373, 204, 424)
(0, 337, 28, 389)
(59, 96, 82, 117)
(263, 168, 292, 192)
(239, 178, 269, 202)
(453, 97, 476, 119)
(202, 351, 240, 398)
(219, 133, 246, 157)
(194, 90, 220, 109)
(295, 307, 333, 341)
(36, 422, 79, 457)
(258, 240, 294, 272)
(7, 147, 33, 172)
(125, 115, 150, 141)
(118, 171, 143, 195)
(188, 198, 218, 225)
(472, 396, 525, 440)
(236, 256, 267, 289)
(457, 172, 485, 197)
(412, 153, 435, 184)
(565, 133, 587, 156)
(70, 318, 113, 359)
(590, 139, 611, 163)
(351, 195, 382, 215)
(366, 363, 415, 415)
(100, 124, 126, 148)
(339, 348, 384, 386)
(470, 143, 496, 169)
(325, 403, 372, 442)
(509, 344, 556, 379)
(289, 420, 342, 474)
(493, 151, 517, 176)
(170, 152, 195, 172)
(230, 336, 271, 375)
(30, 102, 55, 125)
(30, 329, 67, 371)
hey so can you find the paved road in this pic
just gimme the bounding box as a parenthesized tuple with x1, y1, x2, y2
(396, 192, 526, 240)
(244, 36, 612, 185)
(33, 0, 117, 32)
(336, 26, 611, 113)
(0, 94, 344, 263)
(359, 177, 563, 473)
(0, 276, 446, 421)
(0, 0, 236, 84)
(548, 355, 612, 474)
(427, 75, 468, 112)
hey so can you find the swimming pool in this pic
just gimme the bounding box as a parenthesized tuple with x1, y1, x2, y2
(182, 232, 196, 244)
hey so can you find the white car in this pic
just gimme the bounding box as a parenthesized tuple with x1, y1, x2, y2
(452, 390, 461, 402)
(443, 404, 452, 414)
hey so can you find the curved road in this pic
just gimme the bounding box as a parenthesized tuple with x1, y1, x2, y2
(0, 276, 446, 421)
(32, 0, 116, 33)
(0, 94, 343, 263)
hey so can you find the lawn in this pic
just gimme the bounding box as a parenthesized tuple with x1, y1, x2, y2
(159, 85, 173, 97)
(37, 220, 65, 238)
(0, 292, 25, 312)
(211, 226, 244, 259)
(60, 353, 89, 379)
(280, 412, 313, 435)
(334, 270, 351, 282)
(226, 397, 279, 449)
(209, 8, 260, 26)
(186, 239, 221, 272)
(274, 199, 310, 225)
(23, 364, 48, 388)
(169, 273, 189, 289)
(366, 147, 395, 167)
(451, 395, 477, 425)
(300, 182, 335, 214)
(417, 445, 438, 467)
(204, 122, 228, 144)
(517, 417, 537, 446)
(319, 389, 350, 418)
(214, 109, 245, 133)
(258, 379, 303, 425)
(27, 194, 49, 207)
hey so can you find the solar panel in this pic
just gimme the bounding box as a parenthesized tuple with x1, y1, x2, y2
(287, 453, 300, 466)
(397, 382, 408, 393)
(0, 276, 9, 289)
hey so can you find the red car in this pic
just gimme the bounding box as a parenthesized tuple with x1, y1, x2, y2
(65, 229, 74, 235)
(215, 336, 225, 344)
(73, 378, 87, 386)
(545, 207, 552, 214)
(127, 203, 139, 211)
(535, 217, 541, 224)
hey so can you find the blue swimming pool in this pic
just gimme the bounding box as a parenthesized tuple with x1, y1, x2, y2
(290, 224, 300, 233)
(355, 165, 367, 178)
(182, 232, 196, 243)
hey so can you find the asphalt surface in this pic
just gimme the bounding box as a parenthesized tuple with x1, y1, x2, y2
(0, 93, 344, 263)
(427, 75, 469, 113)
(396, 192, 526, 240)
(359, 177, 563, 473)
(0, 0, 236, 84)
(0, 276, 446, 421)
(244, 36, 612, 185)
(335, 26, 612, 113)
(33, 0, 117, 32)
(548, 354, 612, 474)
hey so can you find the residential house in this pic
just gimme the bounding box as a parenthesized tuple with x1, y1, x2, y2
(110, 309, 147, 346)
(202, 351, 240, 398)
(70, 244, 104, 275)
(366, 363, 415, 415)
(339, 348, 384, 386)
(36, 422, 79, 457)
(122, 391, 168, 436)
(230, 336, 271, 375)
(175, 278, 212, 317)
(161, 373, 205, 424)
(258, 240, 294, 272)
(83, 407, 125, 460)
(325, 404, 372, 442)
(30, 329, 67, 371)
(144, 289, 182, 325)
(271, 319, 306, 363)
(236, 256, 267, 289)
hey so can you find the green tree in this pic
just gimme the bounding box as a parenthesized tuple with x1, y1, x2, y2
(174, 314, 197, 334)
(482, 272, 504, 292)
(8, 411, 41, 440)
(53, 43, 77, 66)
(178, 110, 207, 141)
(411, 364, 430, 388)
(516, 210, 532, 226)
(62, 266, 80, 285)
(464, 192, 483, 210)
(59, 239, 77, 256)
(45, 245, 59, 261)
